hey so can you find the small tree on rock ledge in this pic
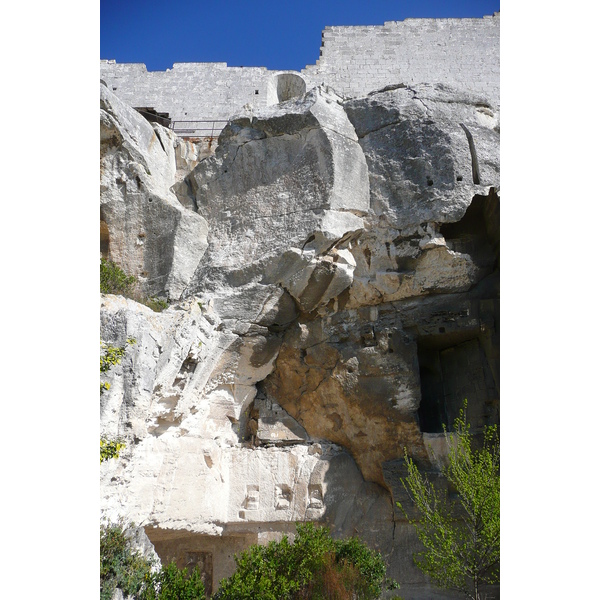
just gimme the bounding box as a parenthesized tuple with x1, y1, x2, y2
(397, 401, 499, 600)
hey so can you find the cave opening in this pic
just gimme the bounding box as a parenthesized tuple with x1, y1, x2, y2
(418, 363, 447, 433)
(416, 328, 498, 434)
(440, 189, 499, 270)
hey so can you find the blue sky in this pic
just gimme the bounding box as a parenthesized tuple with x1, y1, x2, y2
(101, 0, 500, 72)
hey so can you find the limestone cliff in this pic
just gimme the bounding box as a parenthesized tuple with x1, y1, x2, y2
(100, 80, 499, 600)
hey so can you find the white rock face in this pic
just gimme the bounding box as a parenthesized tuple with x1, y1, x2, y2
(345, 83, 499, 232)
(100, 294, 270, 445)
(101, 296, 392, 589)
(341, 84, 500, 309)
(100, 83, 208, 300)
(100, 81, 499, 599)
(186, 86, 368, 317)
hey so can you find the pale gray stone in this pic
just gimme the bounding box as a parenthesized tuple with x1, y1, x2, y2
(184, 85, 369, 318)
(100, 60, 500, 600)
(100, 83, 208, 300)
(189, 85, 368, 269)
(344, 83, 500, 234)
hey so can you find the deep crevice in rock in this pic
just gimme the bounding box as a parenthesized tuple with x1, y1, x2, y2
(440, 189, 499, 271)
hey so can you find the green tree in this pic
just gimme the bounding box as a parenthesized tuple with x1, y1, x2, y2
(214, 522, 394, 600)
(397, 402, 499, 600)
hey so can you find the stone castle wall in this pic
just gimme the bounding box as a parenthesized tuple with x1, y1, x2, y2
(303, 14, 499, 103)
(100, 13, 499, 127)
(99, 62, 281, 127)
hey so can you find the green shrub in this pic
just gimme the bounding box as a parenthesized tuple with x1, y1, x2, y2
(333, 536, 387, 599)
(141, 296, 169, 312)
(142, 561, 206, 600)
(215, 536, 299, 600)
(101, 258, 137, 295)
(100, 521, 155, 600)
(100, 341, 126, 374)
(214, 522, 392, 600)
(100, 437, 126, 463)
(100, 339, 136, 461)
(100, 258, 169, 312)
(100, 338, 136, 394)
(101, 521, 206, 600)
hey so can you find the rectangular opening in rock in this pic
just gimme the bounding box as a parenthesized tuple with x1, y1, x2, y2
(417, 331, 496, 433)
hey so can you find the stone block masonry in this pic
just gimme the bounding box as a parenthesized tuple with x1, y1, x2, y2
(100, 13, 499, 131)
(100, 61, 278, 124)
(304, 14, 499, 106)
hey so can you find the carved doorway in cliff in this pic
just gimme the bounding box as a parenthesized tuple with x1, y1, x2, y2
(417, 335, 496, 433)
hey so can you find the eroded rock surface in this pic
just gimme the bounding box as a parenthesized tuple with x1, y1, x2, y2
(342, 84, 499, 309)
(183, 85, 370, 322)
(100, 81, 499, 599)
(100, 83, 208, 300)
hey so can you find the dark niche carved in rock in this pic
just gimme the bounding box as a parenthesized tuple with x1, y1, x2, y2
(440, 189, 499, 271)
(416, 328, 499, 434)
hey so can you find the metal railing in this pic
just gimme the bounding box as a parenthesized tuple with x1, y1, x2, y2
(170, 120, 229, 139)
(134, 108, 171, 128)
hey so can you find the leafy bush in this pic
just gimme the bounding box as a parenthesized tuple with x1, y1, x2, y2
(101, 521, 206, 600)
(100, 341, 126, 374)
(100, 338, 136, 395)
(142, 296, 169, 312)
(100, 521, 155, 600)
(332, 536, 387, 599)
(142, 561, 206, 600)
(100, 258, 169, 312)
(100, 339, 136, 460)
(101, 258, 137, 295)
(214, 522, 392, 600)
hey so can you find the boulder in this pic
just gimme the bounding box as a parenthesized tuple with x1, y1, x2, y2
(340, 85, 500, 309)
(186, 85, 369, 317)
(344, 83, 499, 233)
(100, 83, 208, 300)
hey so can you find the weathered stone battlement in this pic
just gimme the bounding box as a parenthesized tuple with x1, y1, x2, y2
(306, 14, 499, 104)
(100, 13, 499, 131)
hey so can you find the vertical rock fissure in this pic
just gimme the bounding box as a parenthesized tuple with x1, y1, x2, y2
(460, 122, 481, 185)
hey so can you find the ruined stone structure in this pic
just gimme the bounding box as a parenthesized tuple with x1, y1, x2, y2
(100, 13, 499, 135)
(100, 14, 499, 600)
